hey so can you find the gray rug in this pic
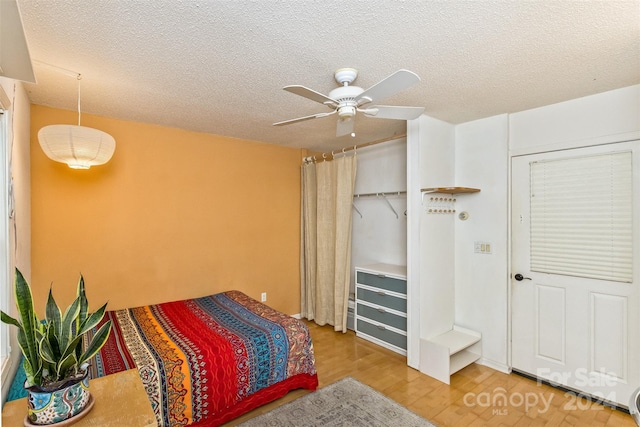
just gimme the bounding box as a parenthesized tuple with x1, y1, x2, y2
(239, 377, 436, 426)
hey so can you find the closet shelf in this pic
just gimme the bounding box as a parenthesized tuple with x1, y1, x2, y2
(421, 187, 480, 194)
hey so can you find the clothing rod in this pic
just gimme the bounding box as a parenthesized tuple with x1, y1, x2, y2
(303, 133, 407, 163)
(353, 191, 406, 198)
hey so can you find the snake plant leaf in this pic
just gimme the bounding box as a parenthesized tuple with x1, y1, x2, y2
(75, 275, 89, 360)
(45, 286, 61, 334)
(17, 328, 41, 387)
(21, 356, 37, 387)
(34, 327, 45, 345)
(16, 328, 31, 365)
(58, 297, 81, 350)
(13, 270, 40, 378)
(55, 352, 77, 380)
(44, 293, 61, 362)
(58, 333, 83, 375)
(78, 320, 112, 366)
(45, 321, 61, 360)
(78, 302, 108, 335)
(39, 334, 56, 365)
(36, 316, 45, 336)
(77, 275, 89, 325)
(0, 311, 21, 328)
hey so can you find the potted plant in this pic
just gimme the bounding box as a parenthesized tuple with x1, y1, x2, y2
(1, 269, 112, 425)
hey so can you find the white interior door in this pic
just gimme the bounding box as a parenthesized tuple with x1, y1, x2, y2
(511, 141, 640, 408)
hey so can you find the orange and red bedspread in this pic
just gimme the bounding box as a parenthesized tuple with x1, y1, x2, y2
(88, 290, 318, 426)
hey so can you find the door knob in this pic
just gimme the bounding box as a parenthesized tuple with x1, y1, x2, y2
(514, 273, 532, 281)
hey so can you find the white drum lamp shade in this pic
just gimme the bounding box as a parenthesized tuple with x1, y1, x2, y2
(34, 65, 116, 169)
(38, 124, 116, 169)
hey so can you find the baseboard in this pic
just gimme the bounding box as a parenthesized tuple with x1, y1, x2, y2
(1, 355, 11, 384)
(476, 357, 510, 374)
(292, 300, 354, 328)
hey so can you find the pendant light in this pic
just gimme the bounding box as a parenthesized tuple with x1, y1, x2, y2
(38, 73, 115, 169)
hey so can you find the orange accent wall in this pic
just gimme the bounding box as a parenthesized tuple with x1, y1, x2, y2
(30, 105, 302, 316)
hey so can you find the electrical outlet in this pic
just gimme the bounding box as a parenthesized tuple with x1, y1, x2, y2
(261, 292, 267, 302)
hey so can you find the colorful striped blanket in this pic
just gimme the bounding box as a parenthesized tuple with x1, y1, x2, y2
(87, 290, 318, 426)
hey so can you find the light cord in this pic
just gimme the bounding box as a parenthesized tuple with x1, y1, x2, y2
(77, 74, 82, 126)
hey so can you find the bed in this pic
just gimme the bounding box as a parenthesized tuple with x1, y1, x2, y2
(85, 290, 318, 427)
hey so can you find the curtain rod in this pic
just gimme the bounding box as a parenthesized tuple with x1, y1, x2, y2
(303, 133, 407, 163)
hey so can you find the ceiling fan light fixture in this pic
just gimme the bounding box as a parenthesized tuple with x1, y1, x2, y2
(338, 106, 356, 121)
(274, 68, 423, 136)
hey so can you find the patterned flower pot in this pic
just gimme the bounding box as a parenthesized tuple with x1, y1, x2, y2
(26, 373, 92, 425)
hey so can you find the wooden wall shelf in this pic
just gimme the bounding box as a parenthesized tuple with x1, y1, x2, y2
(421, 187, 480, 194)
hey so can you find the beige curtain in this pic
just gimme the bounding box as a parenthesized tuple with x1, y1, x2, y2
(300, 154, 357, 332)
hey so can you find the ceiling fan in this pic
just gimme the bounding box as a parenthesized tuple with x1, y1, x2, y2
(273, 68, 425, 137)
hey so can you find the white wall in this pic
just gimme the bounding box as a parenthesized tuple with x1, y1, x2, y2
(417, 116, 456, 341)
(0, 77, 32, 404)
(406, 120, 421, 368)
(350, 138, 407, 295)
(451, 86, 639, 373)
(510, 85, 640, 153)
(454, 114, 509, 372)
(406, 114, 457, 368)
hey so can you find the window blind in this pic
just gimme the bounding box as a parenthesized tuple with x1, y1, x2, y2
(530, 151, 633, 283)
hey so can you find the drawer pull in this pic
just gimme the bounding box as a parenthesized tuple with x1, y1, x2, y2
(376, 325, 387, 331)
(377, 308, 386, 313)
(377, 274, 386, 278)
(377, 291, 386, 296)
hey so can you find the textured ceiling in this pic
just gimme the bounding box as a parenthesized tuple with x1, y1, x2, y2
(16, 0, 640, 152)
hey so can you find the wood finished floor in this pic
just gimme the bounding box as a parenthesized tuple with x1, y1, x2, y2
(227, 321, 635, 426)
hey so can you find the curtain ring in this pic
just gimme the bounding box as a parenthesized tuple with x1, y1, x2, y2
(322, 153, 327, 161)
(342, 148, 346, 154)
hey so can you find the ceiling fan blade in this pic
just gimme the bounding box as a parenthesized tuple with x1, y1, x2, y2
(273, 110, 336, 126)
(355, 69, 420, 105)
(336, 118, 354, 137)
(283, 85, 338, 107)
(361, 105, 425, 120)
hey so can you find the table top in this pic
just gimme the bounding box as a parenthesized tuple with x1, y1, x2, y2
(2, 369, 157, 427)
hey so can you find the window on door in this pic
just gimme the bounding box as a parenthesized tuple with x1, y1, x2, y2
(529, 151, 633, 283)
